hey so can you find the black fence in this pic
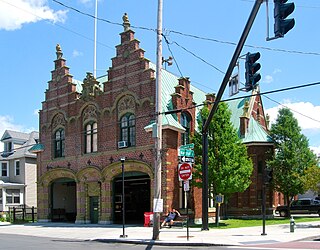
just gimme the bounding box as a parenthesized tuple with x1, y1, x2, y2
(9, 206, 37, 223)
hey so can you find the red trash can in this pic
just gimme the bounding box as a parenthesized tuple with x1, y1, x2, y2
(144, 212, 154, 227)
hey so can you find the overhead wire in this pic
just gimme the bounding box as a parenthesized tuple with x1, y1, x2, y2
(2, 80, 319, 155)
(263, 95, 320, 124)
(2, 0, 320, 140)
(51, 0, 320, 57)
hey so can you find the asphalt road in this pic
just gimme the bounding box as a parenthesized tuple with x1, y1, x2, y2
(1, 233, 320, 250)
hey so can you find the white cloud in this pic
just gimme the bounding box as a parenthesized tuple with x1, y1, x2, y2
(79, 0, 92, 4)
(265, 101, 320, 130)
(273, 68, 282, 74)
(265, 101, 320, 157)
(310, 146, 320, 158)
(0, 0, 67, 31)
(263, 75, 273, 84)
(0, 115, 37, 139)
(72, 50, 83, 58)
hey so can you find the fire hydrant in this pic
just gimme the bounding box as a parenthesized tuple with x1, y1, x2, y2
(290, 216, 295, 233)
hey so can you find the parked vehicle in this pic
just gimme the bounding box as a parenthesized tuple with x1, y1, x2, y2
(275, 198, 320, 217)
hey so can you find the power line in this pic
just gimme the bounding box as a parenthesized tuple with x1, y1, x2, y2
(162, 34, 184, 77)
(171, 40, 225, 75)
(168, 30, 320, 56)
(2, 80, 319, 155)
(52, 0, 320, 57)
(52, 0, 156, 32)
(263, 95, 320, 124)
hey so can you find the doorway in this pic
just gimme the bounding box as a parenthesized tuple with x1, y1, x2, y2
(90, 196, 99, 224)
(50, 178, 76, 222)
(113, 172, 150, 224)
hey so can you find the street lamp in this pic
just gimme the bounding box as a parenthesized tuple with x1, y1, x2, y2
(119, 157, 127, 238)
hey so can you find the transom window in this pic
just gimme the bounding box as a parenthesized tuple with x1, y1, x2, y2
(120, 113, 135, 147)
(85, 122, 98, 153)
(181, 112, 191, 145)
(54, 128, 65, 158)
(6, 189, 20, 204)
(1, 162, 8, 177)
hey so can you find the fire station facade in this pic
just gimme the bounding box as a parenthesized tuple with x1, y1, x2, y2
(36, 17, 275, 224)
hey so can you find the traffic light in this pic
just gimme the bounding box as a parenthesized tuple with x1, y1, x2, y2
(264, 168, 273, 184)
(245, 52, 261, 91)
(274, 0, 295, 38)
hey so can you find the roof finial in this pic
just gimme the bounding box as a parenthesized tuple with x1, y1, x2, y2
(122, 13, 130, 31)
(56, 44, 63, 59)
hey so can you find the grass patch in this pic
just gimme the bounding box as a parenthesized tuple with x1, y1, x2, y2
(192, 217, 320, 229)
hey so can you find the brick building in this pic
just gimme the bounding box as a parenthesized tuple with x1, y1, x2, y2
(35, 15, 276, 224)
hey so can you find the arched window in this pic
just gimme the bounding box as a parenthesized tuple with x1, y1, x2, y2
(120, 113, 135, 147)
(85, 122, 97, 153)
(54, 128, 65, 158)
(181, 112, 191, 145)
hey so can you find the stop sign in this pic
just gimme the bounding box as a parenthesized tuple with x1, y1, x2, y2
(178, 162, 192, 181)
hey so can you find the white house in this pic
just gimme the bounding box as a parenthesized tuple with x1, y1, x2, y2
(0, 130, 38, 212)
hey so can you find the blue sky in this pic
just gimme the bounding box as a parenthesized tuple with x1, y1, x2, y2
(1, 0, 320, 155)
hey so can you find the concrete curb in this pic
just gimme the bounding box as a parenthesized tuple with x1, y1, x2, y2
(93, 238, 230, 247)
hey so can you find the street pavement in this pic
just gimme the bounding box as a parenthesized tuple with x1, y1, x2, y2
(0, 220, 320, 246)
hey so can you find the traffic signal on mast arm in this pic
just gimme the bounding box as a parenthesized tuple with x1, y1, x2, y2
(245, 52, 261, 92)
(264, 167, 273, 184)
(274, 0, 295, 38)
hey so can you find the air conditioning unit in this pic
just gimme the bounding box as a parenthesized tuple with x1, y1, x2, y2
(118, 141, 128, 149)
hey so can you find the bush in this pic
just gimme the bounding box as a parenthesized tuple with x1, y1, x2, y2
(0, 212, 9, 222)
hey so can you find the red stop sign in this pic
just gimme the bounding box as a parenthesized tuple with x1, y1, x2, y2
(178, 163, 192, 181)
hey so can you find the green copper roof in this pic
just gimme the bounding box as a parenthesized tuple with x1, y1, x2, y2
(226, 98, 272, 143)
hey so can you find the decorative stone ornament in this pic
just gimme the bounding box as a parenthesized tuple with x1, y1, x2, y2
(123, 13, 130, 31)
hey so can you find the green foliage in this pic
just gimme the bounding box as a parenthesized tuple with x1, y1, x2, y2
(267, 108, 317, 200)
(302, 164, 320, 192)
(193, 103, 253, 197)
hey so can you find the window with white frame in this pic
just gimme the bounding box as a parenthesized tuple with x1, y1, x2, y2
(15, 160, 20, 176)
(85, 122, 98, 153)
(6, 189, 20, 204)
(1, 162, 8, 177)
(0, 190, 2, 204)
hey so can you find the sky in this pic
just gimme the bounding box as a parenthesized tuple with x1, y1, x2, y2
(0, 0, 320, 155)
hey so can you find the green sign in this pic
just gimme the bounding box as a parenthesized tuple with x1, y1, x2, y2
(179, 143, 194, 150)
(179, 149, 194, 157)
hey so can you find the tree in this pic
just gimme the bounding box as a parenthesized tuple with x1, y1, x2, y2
(193, 103, 253, 215)
(267, 108, 317, 205)
(301, 164, 320, 193)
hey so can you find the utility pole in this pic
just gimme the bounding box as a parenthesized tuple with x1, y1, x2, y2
(201, 0, 264, 231)
(152, 0, 163, 241)
(93, 0, 98, 78)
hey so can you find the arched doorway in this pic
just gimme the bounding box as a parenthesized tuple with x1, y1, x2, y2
(50, 178, 76, 222)
(113, 172, 150, 224)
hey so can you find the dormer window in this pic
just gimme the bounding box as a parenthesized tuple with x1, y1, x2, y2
(4, 142, 12, 153)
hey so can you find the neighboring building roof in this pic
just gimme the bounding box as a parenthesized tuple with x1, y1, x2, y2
(1, 130, 30, 142)
(0, 130, 39, 160)
(227, 98, 272, 143)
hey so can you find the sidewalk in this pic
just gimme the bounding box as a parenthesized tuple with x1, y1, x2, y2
(0, 220, 319, 246)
